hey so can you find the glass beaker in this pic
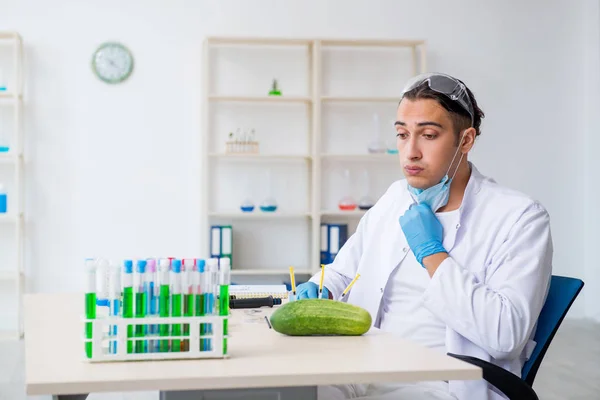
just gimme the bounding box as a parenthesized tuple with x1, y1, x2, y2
(240, 172, 255, 212)
(260, 168, 278, 212)
(358, 170, 375, 210)
(368, 113, 386, 154)
(338, 169, 357, 211)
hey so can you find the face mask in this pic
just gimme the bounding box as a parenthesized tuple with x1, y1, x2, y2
(407, 132, 466, 212)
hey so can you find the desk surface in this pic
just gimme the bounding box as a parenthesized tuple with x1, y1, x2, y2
(24, 293, 481, 396)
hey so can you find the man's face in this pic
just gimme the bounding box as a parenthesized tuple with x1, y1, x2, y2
(395, 98, 461, 190)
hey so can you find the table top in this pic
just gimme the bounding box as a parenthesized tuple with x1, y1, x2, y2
(24, 293, 481, 396)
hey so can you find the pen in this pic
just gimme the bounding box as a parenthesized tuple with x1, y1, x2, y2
(171, 259, 182, 352)
(319, 264, 326, 299)
(340, 273, 361, 299)
(84, 258, 96, 359)
(158, 258, 170, 353)
(289, 266, 296, 300)
(122, 259, 134, 354)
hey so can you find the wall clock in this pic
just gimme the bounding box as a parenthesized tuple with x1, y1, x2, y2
(91, 42, 134, 84)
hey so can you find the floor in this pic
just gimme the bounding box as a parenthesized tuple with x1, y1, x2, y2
(1, 319, 599, 400)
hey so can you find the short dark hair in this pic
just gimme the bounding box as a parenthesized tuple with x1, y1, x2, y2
(401, 80, 485, 140)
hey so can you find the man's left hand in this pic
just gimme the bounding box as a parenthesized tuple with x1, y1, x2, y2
(399, 203, 447, 266)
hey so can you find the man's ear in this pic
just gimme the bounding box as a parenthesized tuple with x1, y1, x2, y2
(461, 127, 477, 153)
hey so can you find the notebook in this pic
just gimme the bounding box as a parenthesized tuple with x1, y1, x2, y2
(229, 284, 289, 299)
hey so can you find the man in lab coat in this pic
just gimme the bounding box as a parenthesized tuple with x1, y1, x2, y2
(297, 73, 553, 400)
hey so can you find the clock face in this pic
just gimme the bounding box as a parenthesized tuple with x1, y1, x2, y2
(92, 42, 134, 84)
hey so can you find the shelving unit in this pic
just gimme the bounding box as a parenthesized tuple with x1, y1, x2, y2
(201, 37, 425, 280)
(0, 31, 24, 340)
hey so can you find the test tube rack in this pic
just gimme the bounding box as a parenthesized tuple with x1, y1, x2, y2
(82, 314, 228, 362)
(225, 140, 259, 154)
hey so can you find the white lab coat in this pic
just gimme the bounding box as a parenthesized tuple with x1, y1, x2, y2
(309, 163, 553, 400)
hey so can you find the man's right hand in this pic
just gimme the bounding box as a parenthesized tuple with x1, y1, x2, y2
(296, 282, 331, 300)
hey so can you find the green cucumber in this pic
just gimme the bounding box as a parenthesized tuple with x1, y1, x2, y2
(269, 299, 372, 336)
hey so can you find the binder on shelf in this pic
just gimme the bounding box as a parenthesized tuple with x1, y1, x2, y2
(210, 225, 233, 265)
(320, 223, 348, 264)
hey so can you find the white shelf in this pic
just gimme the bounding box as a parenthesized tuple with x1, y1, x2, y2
(209, 153, 311, 161)
(231, 268, 312, 276)
(209, 95, 311, 104)
(0, 330, 19, 341)
(321, 96, 400, 103)
(0, 31, 20, 41)
(0, 213, 18, 223)
(321, 38, 425, 47)
(0, 151, 16, 163)
(321, 153, 398, 161)
(207, 37, 313, 47)
(202, 36, 426, 282)
(0, 270, 20, 281)
(0, 91, 20, 100)
(209, 211, 312, 219)
(321, 210, 367, 217)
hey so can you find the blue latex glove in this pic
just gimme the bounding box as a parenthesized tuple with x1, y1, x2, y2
(296, 281, 331, 300)
(399, 203, 447, 265)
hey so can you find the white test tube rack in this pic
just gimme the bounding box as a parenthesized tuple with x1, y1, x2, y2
(82, 314, 228, 362)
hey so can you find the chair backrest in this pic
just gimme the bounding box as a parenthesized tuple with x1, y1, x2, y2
(521, 275, 584, 385)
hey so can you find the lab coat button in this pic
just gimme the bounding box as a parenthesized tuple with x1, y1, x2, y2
(456, 223, 460, 229)
(380, 288, 384, 293)
(402, 247, 408, 252)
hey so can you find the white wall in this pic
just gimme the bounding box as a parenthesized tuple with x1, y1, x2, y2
(0, 0, 595, 323)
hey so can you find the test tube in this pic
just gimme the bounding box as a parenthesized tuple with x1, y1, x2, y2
(134, 260, 148, 353)
(84, 258, 97, 359)
(95, 259, 110, 320)
(182, 258, 195, 351)
(205, 258, 218, 351)
(146, 259, 158, 353)
(108, 262, 121, 355)
(171, 259, 183, 352)
(219, 258, 231, 355)
(195, 259, 205, 351)
(158, 258, 170, 353)
(122, 259, 134, 354)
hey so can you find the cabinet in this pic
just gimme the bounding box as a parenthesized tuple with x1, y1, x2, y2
(201, 37, 425, 282)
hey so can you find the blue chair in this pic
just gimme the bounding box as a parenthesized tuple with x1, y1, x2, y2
(448, 275, 584, 400)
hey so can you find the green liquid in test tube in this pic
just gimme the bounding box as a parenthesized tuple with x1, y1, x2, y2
(84, 258, 97, 359)
(122, 260, 134, 354)
(158, 259, 170, 353)
(135, 260, 148, 353)
(171, 259, 182, 352)
(219, 258, 231, 355)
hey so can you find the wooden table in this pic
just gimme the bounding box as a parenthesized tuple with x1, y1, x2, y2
(24, 293, 481, 400)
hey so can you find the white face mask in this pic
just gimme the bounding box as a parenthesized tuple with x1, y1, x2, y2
(407, 132, 466, 212)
